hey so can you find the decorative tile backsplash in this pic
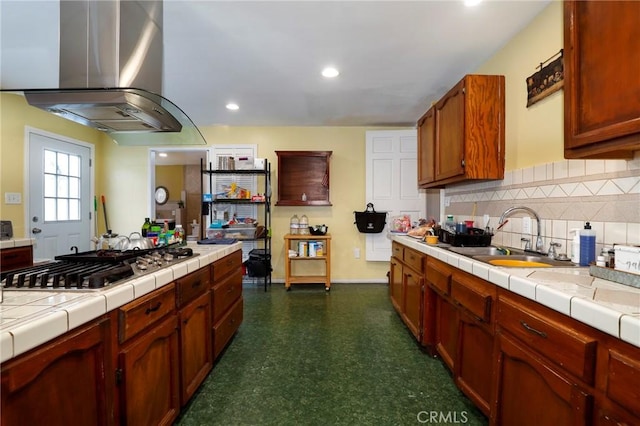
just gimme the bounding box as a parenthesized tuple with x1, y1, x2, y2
(444, 155, 640, 258)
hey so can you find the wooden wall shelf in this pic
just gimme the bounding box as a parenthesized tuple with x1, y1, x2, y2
(275, 151, 332, 206)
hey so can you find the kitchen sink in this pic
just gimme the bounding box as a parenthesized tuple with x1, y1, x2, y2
(473, 255, 575, 268)
(447, 246, 516, 256)
(446, 246, 576, 268)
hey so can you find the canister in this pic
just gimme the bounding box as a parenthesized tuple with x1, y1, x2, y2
(298, 241, 308, 257)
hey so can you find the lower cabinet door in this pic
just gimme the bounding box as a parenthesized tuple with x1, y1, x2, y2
(213, 297, 243, 359)
(492, 332, 593, 426)
(434, 293, 458, 372)
(403, 269, 423, 341)
(179, 291, 212, 405)
(118, 315, 180, 426)
(456, 312, 493, 416)
(389, 257, 403, 314)
(1, 317, 114, 426)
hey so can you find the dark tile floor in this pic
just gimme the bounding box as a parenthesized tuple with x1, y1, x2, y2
(175, 283, 488, 426)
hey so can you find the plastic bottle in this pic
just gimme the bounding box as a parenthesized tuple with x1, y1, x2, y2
(142, 217, 152, 237)
(579, 222, 596, 266)
(445, 215, 455, 233)
(174, 224, 184, 245)
(290, 214, 299, 235)
(569, 228, 580, 264)
(299, 214, 309, 235)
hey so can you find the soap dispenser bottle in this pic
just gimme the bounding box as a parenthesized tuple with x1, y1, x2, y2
(579, 222, 596, 266)
(570, 228, 580, 264)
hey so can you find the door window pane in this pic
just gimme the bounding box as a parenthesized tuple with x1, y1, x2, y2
(43, 149, 82, 223)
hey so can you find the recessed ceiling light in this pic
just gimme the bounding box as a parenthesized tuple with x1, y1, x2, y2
(322, 67, 339, 78)
(464, 0, 482, 6)
(226, 103, 239, 111)
(158, 152, 168, 157)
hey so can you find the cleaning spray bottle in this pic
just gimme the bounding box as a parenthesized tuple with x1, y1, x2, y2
(570, 228, 580, 264)
(579, 222, 596, 266)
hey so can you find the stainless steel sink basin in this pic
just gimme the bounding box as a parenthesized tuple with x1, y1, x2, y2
(446, 246, 576, 267)
(473, 255, 575, 268)
(447, 246, 517, 256)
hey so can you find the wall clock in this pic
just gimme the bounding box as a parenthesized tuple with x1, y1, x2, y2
(155, 186, 169, 205)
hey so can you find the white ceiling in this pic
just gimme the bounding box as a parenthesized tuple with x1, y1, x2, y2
(0, 0, 552, 129)
(161, 0, 552, 127)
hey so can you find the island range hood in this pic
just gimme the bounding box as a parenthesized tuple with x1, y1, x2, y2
(19, 0, 206, 146)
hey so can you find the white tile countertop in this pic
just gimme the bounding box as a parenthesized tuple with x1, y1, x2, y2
(0, 238, 36, 249)
(392, 235, 640, 348)
(0, 242, 242, 363)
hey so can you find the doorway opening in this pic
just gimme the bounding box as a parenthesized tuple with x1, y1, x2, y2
(149, 148, 209, 239)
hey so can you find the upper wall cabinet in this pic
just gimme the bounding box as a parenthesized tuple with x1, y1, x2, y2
(417, 74, 505, 188)
(563, 1, 640, 159)
(276, 151, 332, 206)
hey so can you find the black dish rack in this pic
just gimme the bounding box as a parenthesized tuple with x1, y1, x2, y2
(438, 227, 493, 247)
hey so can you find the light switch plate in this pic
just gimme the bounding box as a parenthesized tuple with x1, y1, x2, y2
(522, 216, 532, 234)
(4, 192, 21, 204)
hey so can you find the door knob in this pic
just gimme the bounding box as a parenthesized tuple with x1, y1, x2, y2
(32, 227, 42, 234)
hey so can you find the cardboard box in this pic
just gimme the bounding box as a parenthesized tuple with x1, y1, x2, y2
(253, 158, 266, 170)
(614, 245, 640, 275)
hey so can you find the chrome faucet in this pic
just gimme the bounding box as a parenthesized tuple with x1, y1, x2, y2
(498, 206, 545, 253)
(548, 241, 561, 259)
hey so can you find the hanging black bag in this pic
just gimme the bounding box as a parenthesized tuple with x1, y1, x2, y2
(354, 203, 387, 233)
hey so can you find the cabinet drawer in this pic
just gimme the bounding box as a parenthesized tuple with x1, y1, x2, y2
(212, 268, 243, 324)
(213, 297, 243, 359)
(451, 272, 494, 324)
(403, 247, 424, 273)
(391, 242, 404, 260)
(176, 267, 210, 308)
(119, 283, 176, 343)
(212, 251, 242, 282)
(426, 257, 452, 296)
(606, 347, 640, 417)
(497, 296, 597, 384)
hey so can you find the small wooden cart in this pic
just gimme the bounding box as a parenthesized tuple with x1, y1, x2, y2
(283, 233, 331, 291)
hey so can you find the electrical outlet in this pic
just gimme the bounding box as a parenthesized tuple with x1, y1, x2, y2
(444, 197, 451, 207)
(353, 247, 360, 259)
(522, 216, 532, 234)
(4, 192, 21, 204)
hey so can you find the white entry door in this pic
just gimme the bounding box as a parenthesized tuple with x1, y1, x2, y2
(365, 130, 425, 261)
(28, 130, 93, 261)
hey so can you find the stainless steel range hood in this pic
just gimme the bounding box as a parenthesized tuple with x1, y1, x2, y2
(18, 0, 206, 146)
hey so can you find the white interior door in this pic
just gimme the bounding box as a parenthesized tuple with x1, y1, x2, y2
(28, 130, 93, 261)
(365, 130, 425, 261)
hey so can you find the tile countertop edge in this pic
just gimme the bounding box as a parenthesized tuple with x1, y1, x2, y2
(0, 238, 36, 249)
(0, 243, 242, 363)
(390, 235, 640, 349)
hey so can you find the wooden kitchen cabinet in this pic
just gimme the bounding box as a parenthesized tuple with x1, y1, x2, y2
(275, 150, 332, 206)
(418, 74, 505, 188)
(176, 268, 212, 406)
(0, 245, 33, 272)
(402, 246, 425, 342)
(451, 270, 496, 417)
(426, 256, 457, 372)
(211, 251, 244, 359)
(417, 106, 436, 186)
(389, 243, 404, 314)
(492, 332, 593, 426)
(389, 242, 430, 344)
(1, 316, 115, 426)
(563, 1, 640, 159)
(117, 283, 180, 426)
